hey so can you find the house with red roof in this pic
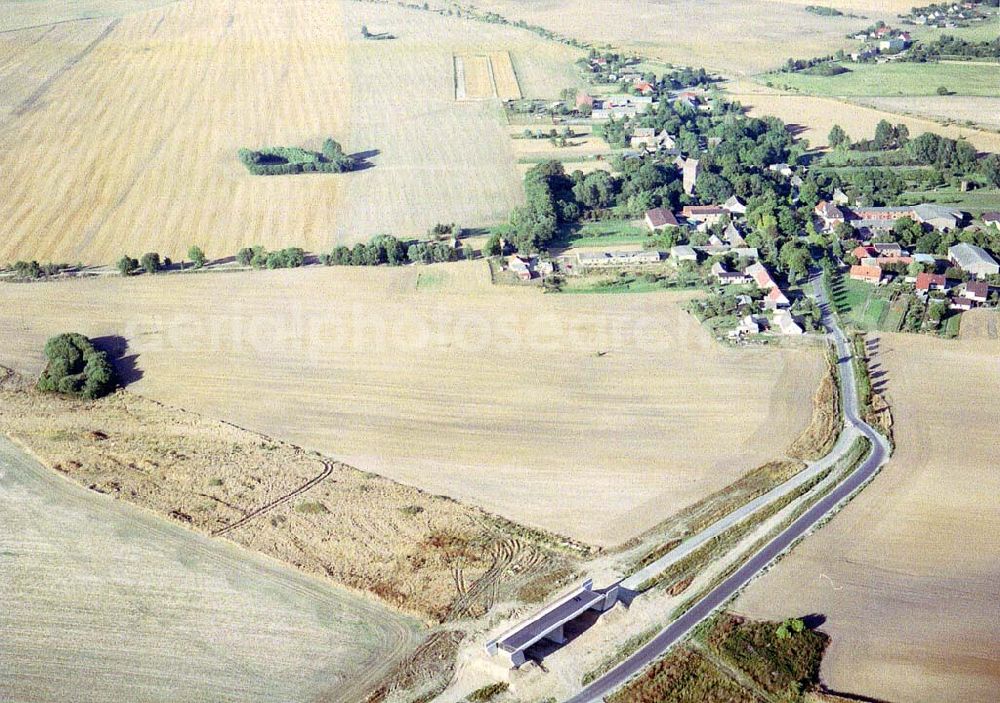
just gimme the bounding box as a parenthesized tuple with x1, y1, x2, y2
(915, 272, 947, 293)
(850, 264, 884, 285)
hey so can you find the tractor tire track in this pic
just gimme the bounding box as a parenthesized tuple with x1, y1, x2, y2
(212, 459, 334, 536)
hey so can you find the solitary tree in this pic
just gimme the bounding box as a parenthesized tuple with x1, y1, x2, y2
(188, 245, 206, 269)
(828, 124, 849, 150)
(117, 255, 139, 276)
(140, 252, 161, 274)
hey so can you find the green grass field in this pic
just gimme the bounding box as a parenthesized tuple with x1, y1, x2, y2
(909, 22, 1000, 44)
(760, 61, 1000, 97)
(554, 220, 651, 248)
(901, 187, 1000, 215)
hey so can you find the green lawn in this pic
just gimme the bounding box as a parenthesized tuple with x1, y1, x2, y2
(901, 188, 1000, 215)
(832, 276, 894, 330)
(909, 22, 1000, 44)
(554, 220, 651, 248)
(760, 61, 1000, 97)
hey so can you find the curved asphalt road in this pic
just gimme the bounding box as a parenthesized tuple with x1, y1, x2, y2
(566, 271, 891, 703)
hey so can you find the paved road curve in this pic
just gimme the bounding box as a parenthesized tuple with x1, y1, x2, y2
(566, 271, 891, 703)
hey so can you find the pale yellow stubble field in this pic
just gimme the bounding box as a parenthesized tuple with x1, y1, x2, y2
(0, 1, 583, 265)
(0, 263, 822, 546)
(735, 317, 1000, 703)
(727, 83, 1000, 152)
(445, 0, 904, 75)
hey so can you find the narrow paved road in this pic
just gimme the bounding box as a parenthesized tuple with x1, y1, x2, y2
(566, 271, 891, 703)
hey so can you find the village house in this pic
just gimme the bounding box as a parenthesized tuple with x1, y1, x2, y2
(645, 207, 679, 231)
(964, 280, 989, 304)
(670, 245, 698, 263)
(850, 264, 885, 285)
(815, 201, 847, 231)
(768, 163, 794, 178)
(631, 129, 677, 154)
(915, 272, 948, 293)
(711, 261, 750, 285)
(576, 250, 662, 268)
(949, 243, 1000, 279)
(723, 195, 747, 216)
(982, 212, 1000, 229)
(633, 80, 655, 96)
(746, 262, 790, 309)
(681, 205, 725, 226)
(723, 222, 747, 247)
(508, 255, 535, 281)
(773, 309, 804, 336)
(845, 204, 963, 234)
(832, 188, 850, 205)
(730, 314, 767, 338)
(950, 297, 975, 311)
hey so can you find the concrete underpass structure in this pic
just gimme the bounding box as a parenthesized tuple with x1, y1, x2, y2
(485, 580, 619, 668)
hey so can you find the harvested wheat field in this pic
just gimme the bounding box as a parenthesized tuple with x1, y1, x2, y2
(727, 85, 1000, 153)
(446, 0, 902, 74)
(0, 263, 822, 546)
(0, 369, 574, 623)
(735, 319, 1000, 702)
(856, 96, 1000, 133)
(0, 427, 417, 703)
(0, 0, 582, 265)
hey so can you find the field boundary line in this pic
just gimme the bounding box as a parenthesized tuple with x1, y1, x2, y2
(213, 459, 334, 536)
(486, 54, 498, 99)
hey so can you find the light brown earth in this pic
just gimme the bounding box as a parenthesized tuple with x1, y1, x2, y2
(726, 82, 1000, 152)
(0, 262, 822, 546)
(0, 0, 581, 265)
(441, 0, 904, 74)
(856, 96, 1000, 133)
(735, 318, 1000, 703)
(0, 368, 575, 623)
(0, 387, 419, 703)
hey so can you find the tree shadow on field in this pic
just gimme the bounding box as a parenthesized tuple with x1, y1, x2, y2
(350, 148, 380, 171)
(91, 335, 144, 387)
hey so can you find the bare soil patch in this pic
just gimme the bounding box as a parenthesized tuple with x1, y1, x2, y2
(735, 329, 1000, 702)
(0, 263, 822, 546)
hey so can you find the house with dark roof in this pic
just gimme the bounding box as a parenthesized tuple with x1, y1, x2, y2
(645, 207, 678, 231)
(965, 281, 990, 303)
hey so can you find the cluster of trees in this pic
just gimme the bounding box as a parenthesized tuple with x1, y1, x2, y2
(118, 252, 170, 275)
(506, 161, 577, 252)
(321, 234, 461, 266)
(236, 246, 306, 269)
(804, 5, 844, 16)
(828, 120, 996, 186)
(10, 260, 65, 279)
(238, 138, 354, 175)
(37, 333, 117, 400)
(905, 35, 1000, 62)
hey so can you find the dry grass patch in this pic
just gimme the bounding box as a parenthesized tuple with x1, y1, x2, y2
(0, 263, 822, 547)
(0, 384, 419, 703)
(787, 355, 841, 461)
(735, 328, 1000, 702)
(0, 373, 575, 622)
